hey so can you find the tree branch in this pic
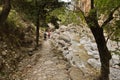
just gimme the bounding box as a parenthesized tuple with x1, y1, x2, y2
(85, 0, 99, 27)
(70, 3, 86, 19)
(101, 5, 120, 28)
(91, 0, 94, 9)
(106, 30, 115, 44)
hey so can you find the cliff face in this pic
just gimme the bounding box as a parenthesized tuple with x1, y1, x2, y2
(71, 0, 91, 13)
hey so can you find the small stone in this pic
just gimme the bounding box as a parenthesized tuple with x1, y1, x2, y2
(27, 64, 32, 68)
(93, 55, 99, 59)
(57, 64, 66, 69)
(87, 58, 101, 69)
(58, 56, 63, 60)
(33, 71, 37, 74)
(69, 67, 84, 80)
(113, 65, 120, 69)
(44, 60, 53, 65)
(3, 44, 7, 48)
(2, 51, 7, 56)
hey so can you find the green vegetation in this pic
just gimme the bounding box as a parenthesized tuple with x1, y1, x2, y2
(49, 7, 85, 25)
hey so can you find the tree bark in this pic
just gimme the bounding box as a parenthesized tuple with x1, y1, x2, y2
(35, 8, 40, 48)
(35, 0, 41, 48)
(84, 0, 112, 79)
(90, 27, 111, 80)
(0, 0, 11, 25)
(85, 15, 112, 80)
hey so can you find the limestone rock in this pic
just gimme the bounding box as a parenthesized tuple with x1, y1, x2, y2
(44, 60, 53, 65)
(69, 67, 84, 80)
(87, 58, 101, 69)
(110, 67, 120, 80)
(2, 50, 7, 56)
(59, 34, 71, 43)
(111, 54, 120, 66)
(58, 40, 66, 47)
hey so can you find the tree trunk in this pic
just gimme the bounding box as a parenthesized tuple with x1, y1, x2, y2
(90, 27, 111, 80)
(35, 8, 40, 48)
(35, 0, 40, 48)
(0, 0, 11, 25)
(83, 0, 114, 79)
(85, 2, 112, 78)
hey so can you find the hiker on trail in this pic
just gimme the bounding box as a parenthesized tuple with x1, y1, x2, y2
(44, 29, 48, 40)
(48, 30, 51, 39)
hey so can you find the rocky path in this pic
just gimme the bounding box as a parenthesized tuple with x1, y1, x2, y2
(20, 40, 71, 80)
(12, 39, 96, 80)
(11, 25, 119, 80)
(15, 40, 84, 80)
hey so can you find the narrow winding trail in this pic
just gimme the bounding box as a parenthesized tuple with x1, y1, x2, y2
(23, 40, 71, 80)
(14, 38, 94, 80)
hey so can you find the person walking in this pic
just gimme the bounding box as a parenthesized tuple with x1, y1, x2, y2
(48, 30, 51, 39)
(44, 29, 48, 40)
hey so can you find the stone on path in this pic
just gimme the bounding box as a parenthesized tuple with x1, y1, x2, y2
(69, 67, 84, 80)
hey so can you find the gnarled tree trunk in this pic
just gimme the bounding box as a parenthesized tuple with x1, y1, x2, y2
(75, 0, 119, 79)
(86, 14, 112, 79)
(84, 0, 112, 80)
(0, 0, 11, 25)
(86, 13, 112, 80)
(85, 2, 111, 80)
(90, 27, 111, 80)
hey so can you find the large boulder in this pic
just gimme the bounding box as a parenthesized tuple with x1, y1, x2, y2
(110, 54, 120, 67)
(63, 50, 69, 56)
(107, 40, 119, 51)
(110, 67, 120, 80)
(87, 58, 101, 69)
(59, 34, 71, 43)
(57, 40, 66, 47)
(72, 56, 86, 68)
